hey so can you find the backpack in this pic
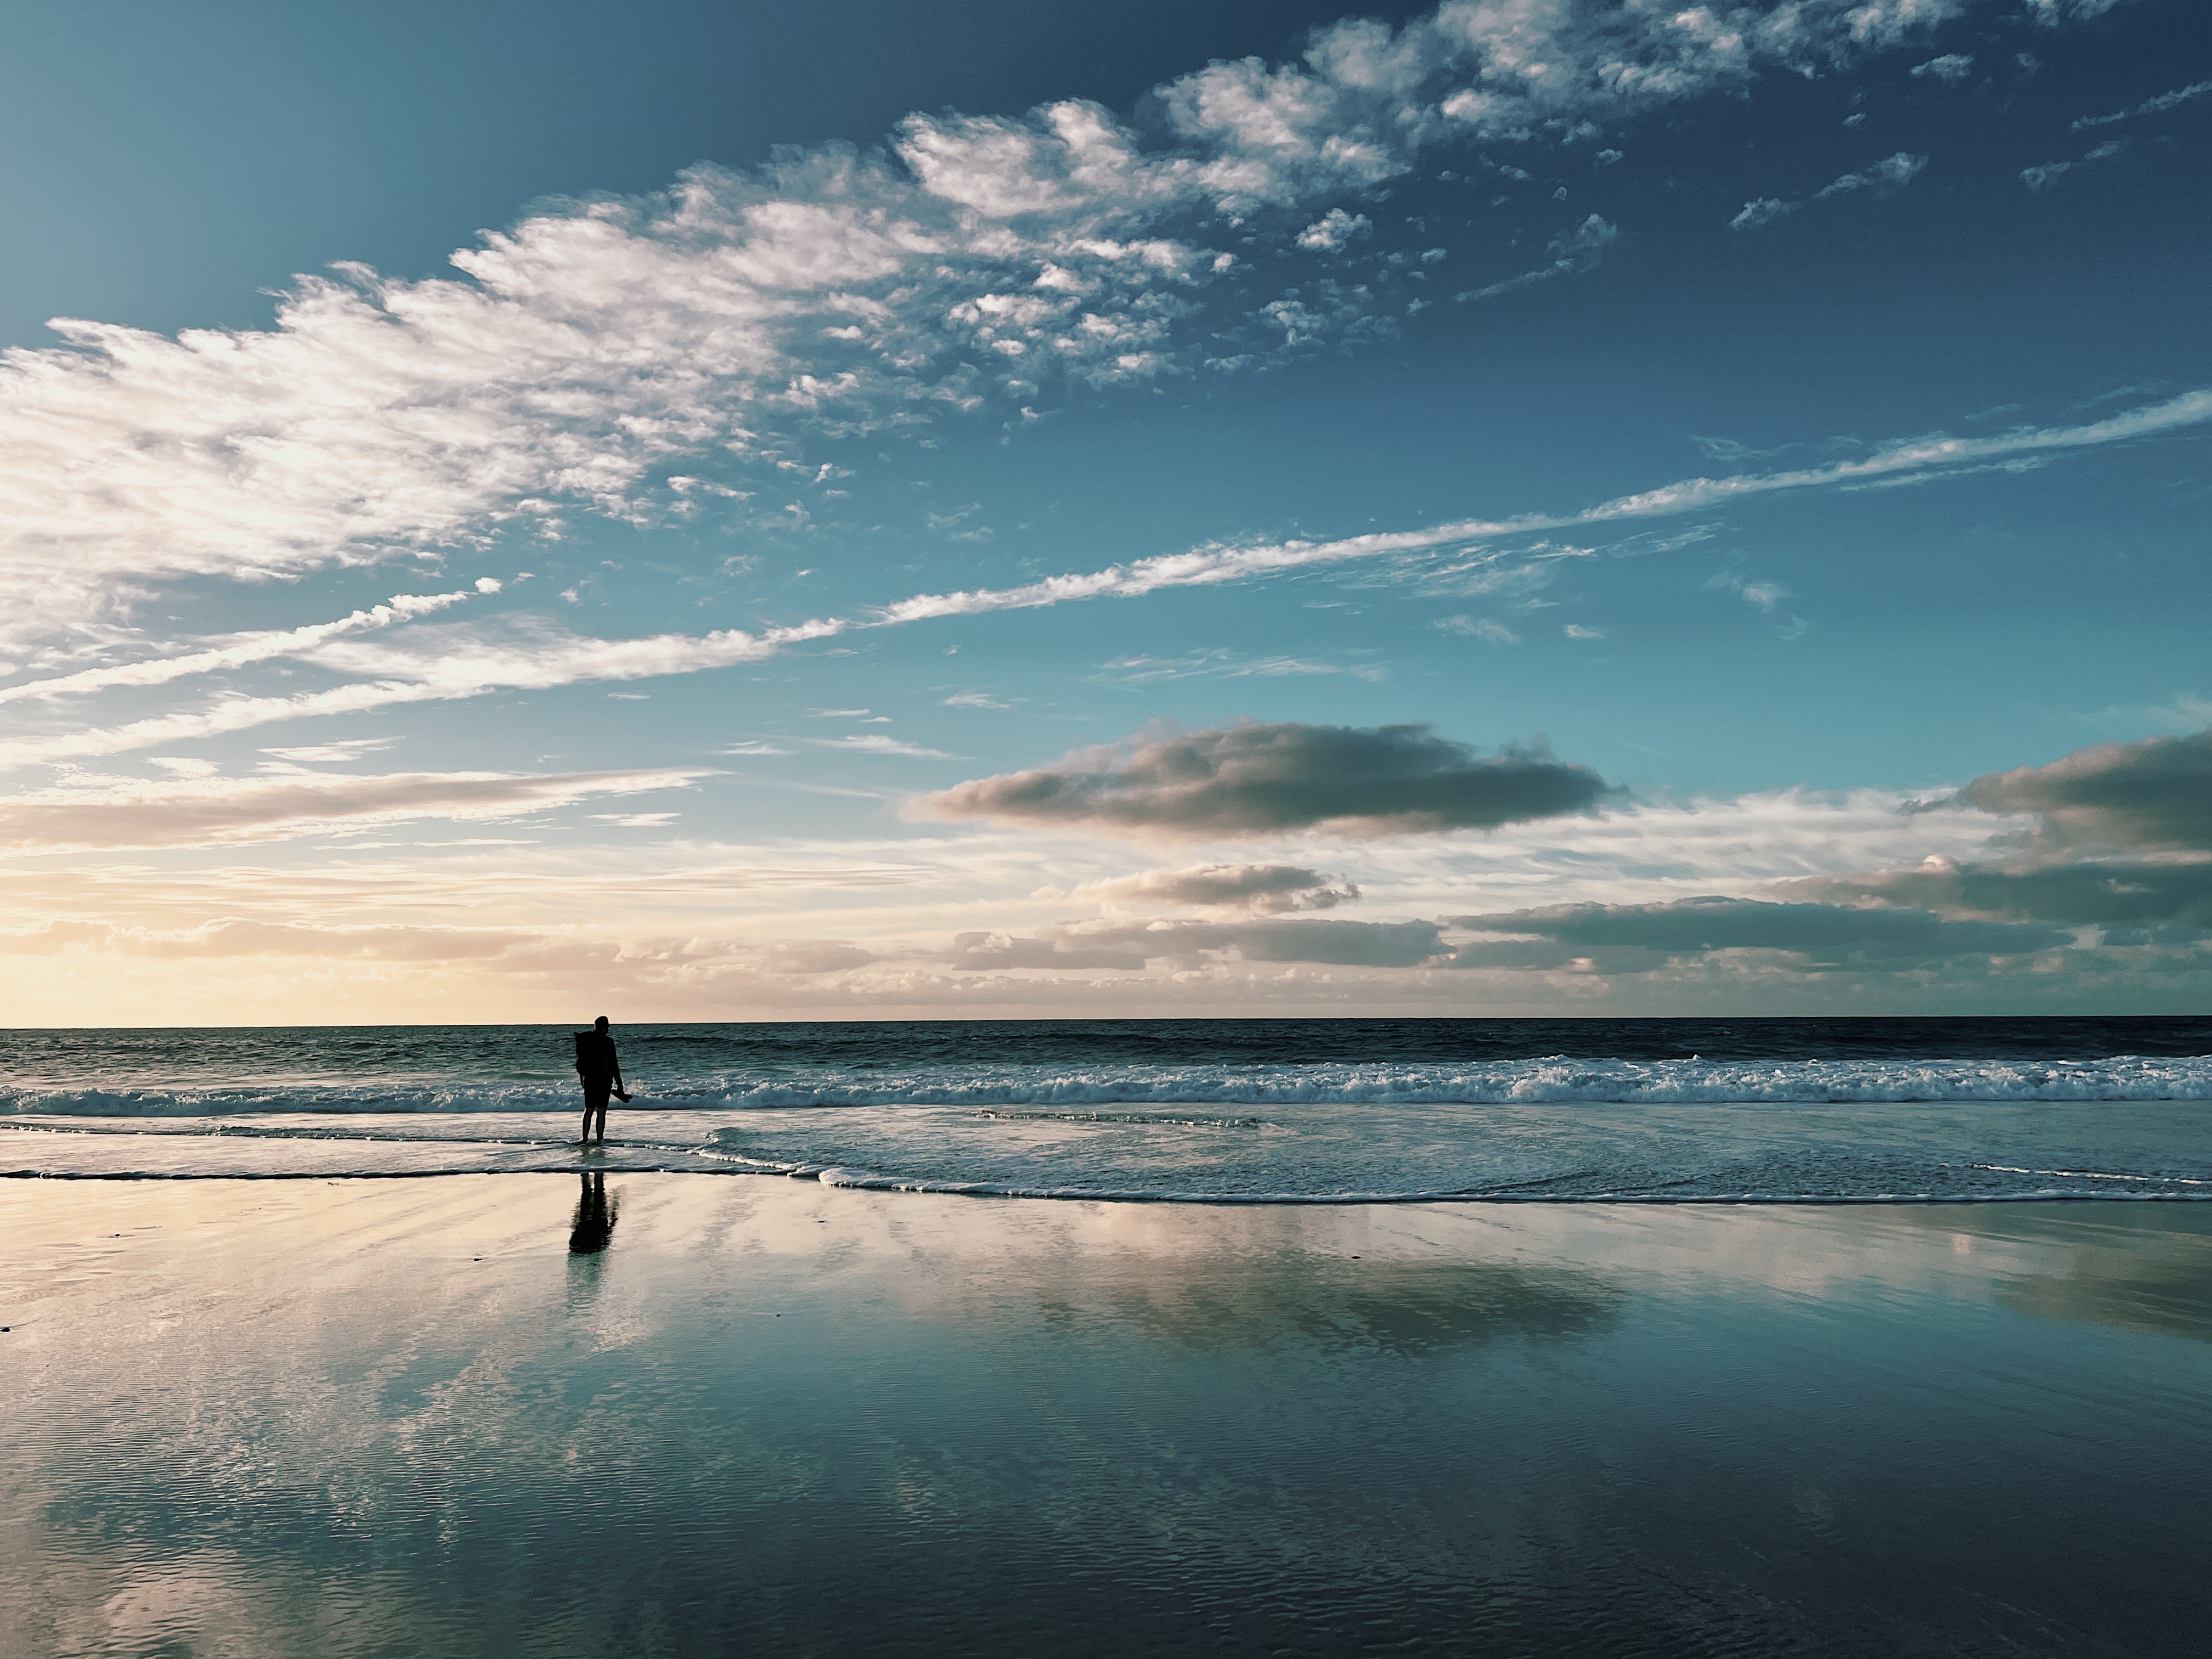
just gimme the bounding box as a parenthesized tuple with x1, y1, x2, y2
(573, 1031, 612, 1075)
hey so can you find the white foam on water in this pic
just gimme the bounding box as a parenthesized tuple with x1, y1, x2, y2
(3, 1043, 2208, 1201)
(8, 1054, 2212, 1119)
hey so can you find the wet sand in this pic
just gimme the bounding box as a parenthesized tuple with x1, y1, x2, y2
(4, 1176, 2209, 1657)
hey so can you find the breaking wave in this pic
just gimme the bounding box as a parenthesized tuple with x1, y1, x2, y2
(7, 1054, 2212, 1119)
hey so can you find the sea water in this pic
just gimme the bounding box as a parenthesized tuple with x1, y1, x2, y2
(5, 1017, 2208, 1201)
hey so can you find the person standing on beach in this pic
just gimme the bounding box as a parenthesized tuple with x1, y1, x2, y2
(573, 1014, 628, 1146)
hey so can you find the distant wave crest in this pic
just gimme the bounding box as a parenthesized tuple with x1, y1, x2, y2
(5, 1055, 2210, 1118)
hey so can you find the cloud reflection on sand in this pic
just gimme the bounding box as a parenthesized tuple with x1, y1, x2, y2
(8, 1178, 2212, 1658)
(923, 1251, 1623, 1356)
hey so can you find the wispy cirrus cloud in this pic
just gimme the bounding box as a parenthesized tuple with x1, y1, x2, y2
(2073, 76, 2212, 129)
(1729, 196, 1802, 231)
(259, 737, 403, 765)
(2022, 138, 2128, 190)
(0, 918, 882, 976)
(0, 0, 2029, 650)
(4, 387, 2207, 769)
(1813, 150, 1928, 198)
(0, 767, 708, 854)
(1094, 648, 1386, 685)
(1911, 53, 1974, 82)
(1731, 150, 1927, 229)
(0, 585, 494, 706)
(0, 616, 841, 768)
(1435, 615, 1519, 644)
(1453, 213, 1617, 302)
(872, 386, 2212, 625)
(806, 735, 960, 759)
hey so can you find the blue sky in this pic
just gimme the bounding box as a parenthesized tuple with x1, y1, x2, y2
(2, 0, 2208, 1023)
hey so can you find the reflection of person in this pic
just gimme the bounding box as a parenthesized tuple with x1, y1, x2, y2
(573, 1014, 629, 1146)
(568, 1170, 617, 1254)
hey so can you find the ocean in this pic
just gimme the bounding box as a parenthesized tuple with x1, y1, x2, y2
(7, 1015, 2209, 1201)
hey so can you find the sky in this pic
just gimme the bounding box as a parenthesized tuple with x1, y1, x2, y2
(2, 0, 2208, 1025)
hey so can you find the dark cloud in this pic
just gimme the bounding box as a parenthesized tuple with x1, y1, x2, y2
(1943, 729, 2212, 851)
(1066, 862, 1358, 913)
(911, 721, 1617, 839)
(1779, 856, 2212, 939)
(943, 917, 1445, 972)
(1446, 896, 2066, 971)
(1764, 731, 2212, 946)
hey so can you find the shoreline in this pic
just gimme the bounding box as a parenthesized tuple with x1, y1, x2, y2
(8, 1164, 2212, 1203)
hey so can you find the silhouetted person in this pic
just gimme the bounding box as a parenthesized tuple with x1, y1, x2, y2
(568, 1170, 617, 1254)
(573, 1014, 629, 1146)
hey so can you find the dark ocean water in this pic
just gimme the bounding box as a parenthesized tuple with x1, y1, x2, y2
(4, 1017, 2209, 1200)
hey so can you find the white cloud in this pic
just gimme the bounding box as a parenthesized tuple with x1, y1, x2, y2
(18, 765, 2166, 1013)
(1729, 196, 1802, 232)
(0, 589, 482, 706)
(1813, 150, 1928, 198)
(806, 735, 958, 758)
(2020, 0, 2136, 29)
(2022, 138, 2127, 191)
(0, 767, 707, 853)
(1296, 207, 1372, 251)
(258, 737, 400, 764)
(877, 385, 2212, 627)
(0, 1, 2038, 650)
(1454, 213, 1617, 302)
(13, 386, 2204, 771)
(2074, 76, 2212, 129)
(0, 615, 842, 768)
(1910, 53, 1974, 82)
(0, 918, 883, 976)
(1094, 648, 1386, 683)
(1436, 615, 1519, 644)
(1735, 150, 1928, 230)
(1705, 571, 1803, 633)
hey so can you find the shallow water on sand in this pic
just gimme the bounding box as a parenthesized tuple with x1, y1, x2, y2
(6, 1018, 2211, 1201)
(4, 1176, 2209, 1657)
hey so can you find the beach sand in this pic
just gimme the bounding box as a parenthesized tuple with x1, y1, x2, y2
(4, 1175, 2208, 1657)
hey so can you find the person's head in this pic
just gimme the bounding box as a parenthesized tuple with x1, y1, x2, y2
(593, 1015, 609, 1031)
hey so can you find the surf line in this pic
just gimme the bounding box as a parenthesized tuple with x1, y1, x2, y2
(1962, 1162, 2207, 1185)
